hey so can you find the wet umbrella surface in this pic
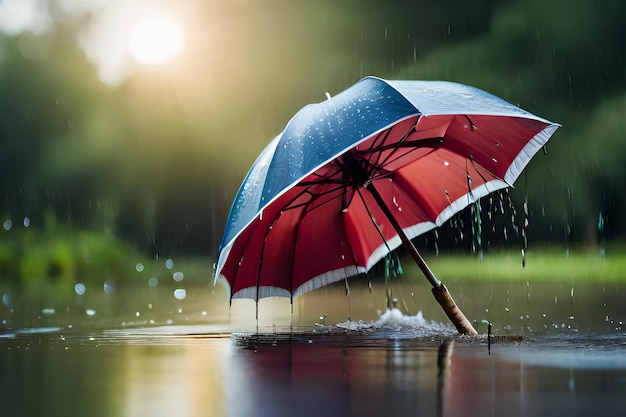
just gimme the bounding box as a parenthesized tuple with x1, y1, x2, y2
(215, 77, 559, 334)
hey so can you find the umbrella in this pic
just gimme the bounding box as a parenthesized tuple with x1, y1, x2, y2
(215, 76, 559, 335)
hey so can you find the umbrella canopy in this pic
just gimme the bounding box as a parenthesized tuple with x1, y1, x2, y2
(215, 77, 559, 331)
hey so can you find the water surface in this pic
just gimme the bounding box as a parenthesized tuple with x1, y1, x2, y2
(2, 279, 626, 417)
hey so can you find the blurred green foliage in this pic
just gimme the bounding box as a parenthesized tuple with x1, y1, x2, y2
(0, 212, 139, 288)
(0, 0, 625, 282)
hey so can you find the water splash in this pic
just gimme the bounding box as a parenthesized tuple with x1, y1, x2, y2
(333, 308, 454, 337)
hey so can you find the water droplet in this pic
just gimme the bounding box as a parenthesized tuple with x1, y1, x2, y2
(23, 217, 30, 227)
(86, 309, 96, 316)
(165, 259, 174, 269)
(42, 308, 55, 315)
(135, 263, 144, 272)
(74, 283, 86, 295)
(103, 280, 115, 295)
(148, 277, 158, 287)
(173, 271, 184, 282)
(3, 220, 12, 231)
(174, 289, 186, 300)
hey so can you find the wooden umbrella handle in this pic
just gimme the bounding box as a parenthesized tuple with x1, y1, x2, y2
(432, 283, 478, 335)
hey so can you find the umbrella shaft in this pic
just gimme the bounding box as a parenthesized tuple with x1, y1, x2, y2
(366, 181, 478, 335)
(364, 182, 441, 289)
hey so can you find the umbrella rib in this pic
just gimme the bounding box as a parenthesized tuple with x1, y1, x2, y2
(286, 181, 351, 212)
(361, 119, 444, 176)
(470, 157, 504, 184)
(355, 187, 394, 258)
(288, 191, 316, 295)
(370, 118, 419, 169)
(256, 210, 280, 302)
(363, 125, 396, 172)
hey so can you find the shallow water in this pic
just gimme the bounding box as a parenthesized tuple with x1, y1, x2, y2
(2, 279, 626, 417)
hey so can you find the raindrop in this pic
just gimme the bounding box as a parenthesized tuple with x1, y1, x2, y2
(3, 220, 12, 231)
(74, 283, 86, 295)
(598, 212, 604, 233)
(148, 277, 158, 287)
(522, 249, 526, 268)
(85, 309, 96, 316)
(165, 259, 174, 269)
(174, 288, 186, 300)
(135, 263, 144, 272)
(2, 293, 10, 306)
(103, 280, 115, 295)
(42, 308, 55, 315)
(23, 217, 30, 227)
(173, 271, 184, 282)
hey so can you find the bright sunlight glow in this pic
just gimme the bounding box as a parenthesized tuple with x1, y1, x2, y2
(129, 16, 184, 65)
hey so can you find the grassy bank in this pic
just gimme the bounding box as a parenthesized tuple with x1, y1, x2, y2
(0, 225, 214, 296)
(412, 246, 626, 283)
(2, 220, 625, 295)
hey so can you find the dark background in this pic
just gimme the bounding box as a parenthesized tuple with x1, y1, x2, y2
(1, 0, 624, 260)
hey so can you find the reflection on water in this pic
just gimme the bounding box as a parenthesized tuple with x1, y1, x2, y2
(1, 279, 626, 417)
(2, 323, 626, 417)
